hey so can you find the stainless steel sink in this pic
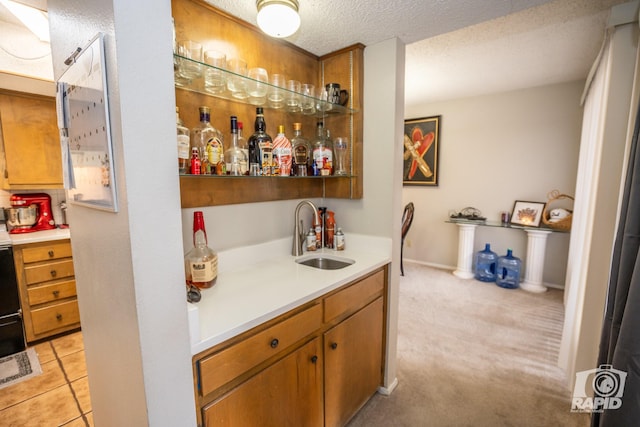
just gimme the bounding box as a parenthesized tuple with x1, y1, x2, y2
(295, 255, 355, 270)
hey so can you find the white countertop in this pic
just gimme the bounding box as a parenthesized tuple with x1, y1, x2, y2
(188, 234, 392, 355)
(10, 228, 71, 245)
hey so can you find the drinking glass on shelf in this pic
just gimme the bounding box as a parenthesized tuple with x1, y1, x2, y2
(301, 83, 315, 115)
(333, 137, 349, 176)
(247, 67, 269, 105)
(204, 50, 226, 94)
(268, 73, 287, 109)
(226, 58, 248, 99)
(177, 40, 203, 80)
(286, 80, 301, 112)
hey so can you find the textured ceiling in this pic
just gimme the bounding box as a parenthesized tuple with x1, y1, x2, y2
(206, 0, 627, 106)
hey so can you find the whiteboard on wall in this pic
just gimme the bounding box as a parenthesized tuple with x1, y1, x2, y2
(57, 33, 118, 212)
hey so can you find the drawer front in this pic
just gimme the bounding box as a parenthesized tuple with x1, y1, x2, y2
(30, 299, 80, 335)
(21, 241, 72, 263)
(27, 280, 77, 306)
(199, 303, 322, 397)
(324, 269, 384, 323)
(24, 259, 75, 285)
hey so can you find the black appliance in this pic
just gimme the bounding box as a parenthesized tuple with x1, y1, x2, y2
(0, 241, 25, 358)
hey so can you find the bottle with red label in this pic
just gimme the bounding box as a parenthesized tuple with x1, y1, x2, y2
(184, 211, 218, 289)
(272, 125, 292, 176)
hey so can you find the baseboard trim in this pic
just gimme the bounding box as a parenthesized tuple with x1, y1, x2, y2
(377, 377, 398, 395)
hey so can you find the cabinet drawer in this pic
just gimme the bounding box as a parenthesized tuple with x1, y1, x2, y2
(30, 299, 80, 335)
(27, 280, 77, 305)
(24, 259, 75, 285)
(21, 241, 72, 263)
(324, 269, 384, 323)
(198, 303, 322, 397)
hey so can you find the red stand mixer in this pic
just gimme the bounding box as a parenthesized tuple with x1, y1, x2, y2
(5, 193, 56, 234)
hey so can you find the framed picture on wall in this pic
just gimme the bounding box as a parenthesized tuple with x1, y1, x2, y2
(510, 200, 546, 227)
(403, 115, 440, 186)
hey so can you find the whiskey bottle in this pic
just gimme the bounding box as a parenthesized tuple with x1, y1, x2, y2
(191, 106, 224, 174)
(272, 125, 292, 176)
(247, 107, 273, 175)
(185, 211, 218, 289)
(224, 116, 248, 176)
(176, 107, 190, 174)
(291, 122, 310, 176)
(312, 121, 333, 176)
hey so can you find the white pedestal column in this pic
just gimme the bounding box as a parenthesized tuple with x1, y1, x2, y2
(453, 223, 477, 279)
(520, 229, 552, 293)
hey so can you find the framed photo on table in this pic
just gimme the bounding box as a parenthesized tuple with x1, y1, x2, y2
(403, 116, 440, 186)
(510, 200, 546, 227)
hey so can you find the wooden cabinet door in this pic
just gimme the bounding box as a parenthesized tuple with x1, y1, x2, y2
(203, 338, 323, 427)
(0, 91, 63, 188)
(324, 297, 384, 427)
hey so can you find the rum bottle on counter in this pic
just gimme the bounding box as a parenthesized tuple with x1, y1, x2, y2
(247, 107, 273, 175)
(224, 116, 247, 176)
(192, 106, 224, 174)
(185, 211, 218, 289)
(176, 107, 190, 174)
(272, 125, 292, 176)
(291, 122, 310, 176)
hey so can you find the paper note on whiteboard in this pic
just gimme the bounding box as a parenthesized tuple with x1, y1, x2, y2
(57, 33, 118, 212)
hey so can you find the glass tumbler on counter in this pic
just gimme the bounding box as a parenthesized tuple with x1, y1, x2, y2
(333, 136, 349, 175)
(203, 50, 226, 94)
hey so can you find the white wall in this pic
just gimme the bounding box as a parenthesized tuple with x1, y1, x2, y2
(403, 81, 584, 287)
(48, 0, 196, 425)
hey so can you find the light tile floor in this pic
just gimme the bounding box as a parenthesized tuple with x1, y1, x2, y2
(0, 331, 92, 426)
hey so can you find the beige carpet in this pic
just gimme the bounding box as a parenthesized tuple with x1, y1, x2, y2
(348, 263, 591, 427)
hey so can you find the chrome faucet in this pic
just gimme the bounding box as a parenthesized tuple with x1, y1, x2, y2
(292, 200, 320, 256)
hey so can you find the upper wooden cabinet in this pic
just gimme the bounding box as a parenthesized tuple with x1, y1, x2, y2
(172, 0, 363, 207)
(0, 89, 63, 189)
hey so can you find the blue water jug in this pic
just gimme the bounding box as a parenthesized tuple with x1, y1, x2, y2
(474, 243, 498, 282)
(496, 249, 521, 289)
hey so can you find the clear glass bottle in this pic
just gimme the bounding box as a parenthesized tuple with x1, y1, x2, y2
(272, 124, 292, 176)
(191, 106, 224, 175)
(312, 121, 333, 176)
(237, 121, 249, 175)
(291, 122, 310, 176)
(247, 107, 273, 176)
(185, 211, 218, 289)
(224, 116, 248, 176)
(176, 107, 190, 174)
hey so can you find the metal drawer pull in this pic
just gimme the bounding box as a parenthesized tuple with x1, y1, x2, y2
(50, 270, 57, 277)
(270, 338, 279, 348)
(53, 290, 60, 297)
(56, 313, 62, 321)
(330, 342, 338, 350)
(48, 250, 54, 257)
(311, 355, 318, 364)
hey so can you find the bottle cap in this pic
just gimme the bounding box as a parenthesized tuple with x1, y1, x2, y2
(293, 122, 302, 131)
(238, 121, 243, 130)
(278, 125, 285, 134)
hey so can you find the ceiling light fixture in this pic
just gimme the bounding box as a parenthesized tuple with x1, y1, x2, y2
(256, 0, 300, 38)
(0, 0, 50, 43)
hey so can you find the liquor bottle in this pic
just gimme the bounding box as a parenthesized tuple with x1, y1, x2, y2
(224, 116, 248, 176)
(237, 121, 249, 175)
(272, 125, 292, 176)
(190, 147, 201, 175)
(325, 210, 336, 248)
(191, 106, 224, 174)
(291, 122, 310, 176)
(176, 107, 190, 174)
(184, 211, 218, 289)
(247, 107, 273, 175)
(312, 121, 333, 176)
